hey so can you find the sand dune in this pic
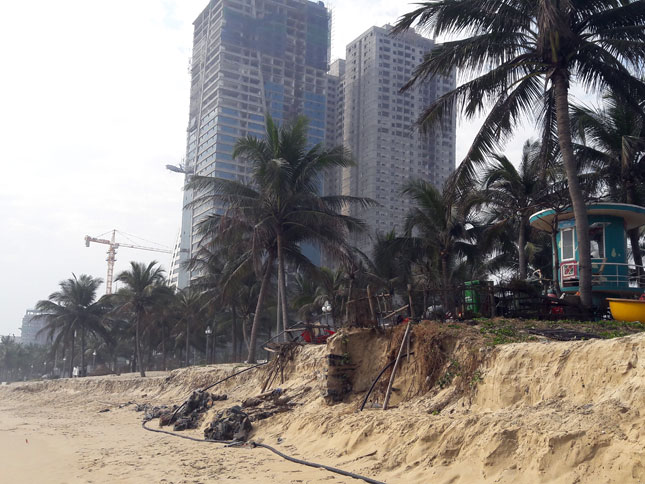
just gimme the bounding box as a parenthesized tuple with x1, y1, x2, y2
(1, 329, 644, 483)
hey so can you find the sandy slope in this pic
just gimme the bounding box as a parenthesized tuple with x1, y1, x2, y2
(1, 331, 644, 483)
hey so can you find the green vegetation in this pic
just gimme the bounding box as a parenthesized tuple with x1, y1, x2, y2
(437, 359, 461, 389)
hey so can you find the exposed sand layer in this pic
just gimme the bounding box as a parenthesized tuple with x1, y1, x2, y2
(1, 329, 644, 483)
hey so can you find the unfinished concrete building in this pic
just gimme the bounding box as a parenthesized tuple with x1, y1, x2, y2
(177, 0, 332, 285)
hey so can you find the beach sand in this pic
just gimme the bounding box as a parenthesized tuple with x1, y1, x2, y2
(0, 369, 356, 484)
(1, 331, 644, 483)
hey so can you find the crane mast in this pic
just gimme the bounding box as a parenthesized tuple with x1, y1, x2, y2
(84, 229, 172, 295)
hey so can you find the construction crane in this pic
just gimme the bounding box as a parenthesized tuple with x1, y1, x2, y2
(84, 229, 172, 295)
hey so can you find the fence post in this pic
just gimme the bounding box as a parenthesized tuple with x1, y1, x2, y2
(407, 284, 415, 318)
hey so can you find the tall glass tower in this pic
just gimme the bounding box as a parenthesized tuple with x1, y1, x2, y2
(177, 0, 331, 287)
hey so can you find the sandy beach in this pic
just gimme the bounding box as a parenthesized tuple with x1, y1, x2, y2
(1, 330, 645, 484)
(0, 369, 358, 484)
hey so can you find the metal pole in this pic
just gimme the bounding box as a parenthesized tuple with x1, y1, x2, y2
(276, 282, 282, 342)
(383, 320, 412, 410)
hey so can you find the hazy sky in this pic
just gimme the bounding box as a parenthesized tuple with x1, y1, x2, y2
(0, 0, 533, 336)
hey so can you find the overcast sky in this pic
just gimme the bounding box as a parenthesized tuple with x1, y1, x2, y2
(0, 0, 534, 337)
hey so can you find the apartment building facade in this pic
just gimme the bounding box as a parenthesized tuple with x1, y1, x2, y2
(337, 25, 456, 253)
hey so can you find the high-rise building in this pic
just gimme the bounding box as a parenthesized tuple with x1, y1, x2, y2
(20, 310, 49, 346)
(177, 0, 331, 286)
(335, 25, 456, 253)
(167, 231, 182, 289)
(322, 58, 345, 197)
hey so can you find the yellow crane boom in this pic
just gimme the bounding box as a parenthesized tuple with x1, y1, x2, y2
(84, 229, 172, 294)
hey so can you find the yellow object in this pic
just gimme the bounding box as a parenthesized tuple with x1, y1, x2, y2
(607, 298, 645, 323)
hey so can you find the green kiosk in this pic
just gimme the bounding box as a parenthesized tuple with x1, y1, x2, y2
(529, 203, 645, 315)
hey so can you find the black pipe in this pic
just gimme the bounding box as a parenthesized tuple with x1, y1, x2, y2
(359, 352, 414, 411)
(253, 441, 387, 484)
(141, 421, 388, 484)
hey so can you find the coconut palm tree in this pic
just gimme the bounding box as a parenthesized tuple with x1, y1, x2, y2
(113, 261, 167, 377)
(402, 179, 480, 313)
(394, 0, 645, 307)
(189, 218, 263, 361)
(188, 115, 372, 362)
(35, 274, 108, 377)
(174, 287, 207, 367)
(363, 230, 413, 298)
(482, 141, 545, 279)
(571, 93, 645, 268)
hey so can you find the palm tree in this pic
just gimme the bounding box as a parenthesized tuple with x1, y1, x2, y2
(188, 115, 372, 362)
(36, 274, 107, 377)
(482, 141, 544, 279)
(189, 221, 263, 361)
(174, 287, 207, 367)
(402, 178, 480, 313)
(363, 230, 412, 298)
(572, 93, 645, 268)
(113, 261, 167, 377)
(395, 0, 645, 307)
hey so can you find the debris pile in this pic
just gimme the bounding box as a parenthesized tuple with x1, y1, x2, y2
(137, 391, 227, 431)
(241, 387, 307, 422)
(136, 402, 168, 420)
(203, 406, 252, 441)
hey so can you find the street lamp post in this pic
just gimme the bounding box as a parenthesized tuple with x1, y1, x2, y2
(62, 357, 67, 378)
(92, 350, 97, 372)
(205, 326, 212, 365)
(322, 300, 333, 328)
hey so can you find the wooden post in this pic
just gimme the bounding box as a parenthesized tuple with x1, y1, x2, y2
(383, 319, 412, 410)
(407, 284, 415, 318)
(375, 293, 383, 316)
(367, 285, 376, 323)
(345, 280, 353, 324)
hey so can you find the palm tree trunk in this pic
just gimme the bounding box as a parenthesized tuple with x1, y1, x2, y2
(441, 254, 451, 315)
(276, 234, 289, 340)
(162, 325, 167, 371)
(80, 328, 86, 377)
(276, 280, 282, 341)
(552, 72, 592, 308)
(211, 332, 216, 364)
(518, 217, 527, 280)
(551, 229, 561, 294)
(242, 315, 250, 353)
(628, 228, 644, 286)
(146, 342, 153, 370)
(247, 253, 275, 363)
(135, 312, 145, 377)
(185, 319, 190, 367)
(69, 332, 75, 378)
(231, 305, 237, 362)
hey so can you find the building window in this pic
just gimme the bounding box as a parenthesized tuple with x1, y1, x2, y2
(589, 225, 605, 259)
(561, 228, 575, 261)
